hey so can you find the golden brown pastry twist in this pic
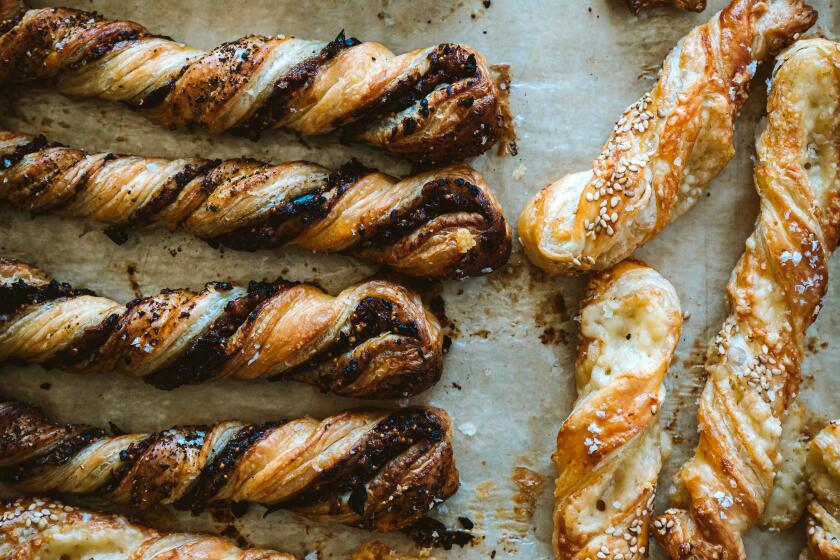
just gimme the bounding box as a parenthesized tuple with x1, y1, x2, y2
(0, 400, 458, 532)
(1, 496, 296, 559)
(0, 257, 443, 398)
(553, 260, 682, 559)
(653, 38, 840, 560)
(0, 130, 511, 279)
(802, 422, 840, 560)
(518, 0, 817, 276)
(625, 0, 706, 14)
(0, 7, 507, 164)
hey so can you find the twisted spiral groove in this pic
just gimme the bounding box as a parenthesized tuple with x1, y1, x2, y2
(0, 7, 508, 164)
(0, 130, 511, 279)
(553, 261, 682, 560)
(0, 400, 458, 532)
(802, 422, 840, 560)
(654, 38, 840, 560)
(1, 496, 296, 559)
(0, 257, 443, 398)
(518, 0, 817, 276)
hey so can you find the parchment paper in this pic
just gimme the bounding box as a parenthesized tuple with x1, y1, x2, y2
(2, 1, 839, 558)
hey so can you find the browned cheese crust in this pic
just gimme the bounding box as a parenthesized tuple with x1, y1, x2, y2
(0, 130, 511, 279)
(802, 423, 840, 560)
(553, 261, 682, 559)
(0, 257, 444, 398)
(0, 401, 459, 532)
(626, 0, 707, 14)
(653, 38, 840, 560)
(0, 496, 296, 559)
(0, 7, 508, 164)
(518, 0, 817, 276)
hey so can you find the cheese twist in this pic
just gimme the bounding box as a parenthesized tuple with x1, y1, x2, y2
(0, 7, 506, 164)
(553, 261, 682, 559)
(1, 496, 296, 559)
(0, 130, 511, 279)
(518, 0, 817, 276)
(0, 400, 458, 532)
(802, 422, 840, 560)
(654, 38, 840, 560)
(0, 257, 443, 398)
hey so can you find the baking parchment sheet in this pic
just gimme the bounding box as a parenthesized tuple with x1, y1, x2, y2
(2, 0, 840, 557)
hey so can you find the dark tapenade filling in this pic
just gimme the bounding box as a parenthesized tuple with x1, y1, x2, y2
(271, 295, 419, 389)
(142, 280, 291, 389)
(234, 31, 361, 140)
(0, 278, 94, 319)
(132, 159, 220, 223)
(176, 421, 283, 514)
(269, 408, 445, 514)
(0, 135, 53, 170)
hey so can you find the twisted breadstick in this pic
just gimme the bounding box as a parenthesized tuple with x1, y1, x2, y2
(1, 496, 295, 559)
(0, 400, 458, 532)
(802, 422, 840, 560)
(625, 0, 706, 14)
(0, 7, 506, 164)
(653, 38, 840, 560)
(0, 257, 443, 398)
(518, 0, 817, 276)
(552, 260, 682, 560)
(0, 130, 511, 279)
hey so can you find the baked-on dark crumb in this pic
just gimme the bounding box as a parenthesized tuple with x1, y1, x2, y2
(626, 0, 706, 13)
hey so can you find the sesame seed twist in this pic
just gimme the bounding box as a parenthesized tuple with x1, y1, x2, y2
(0, 257, 443, 398)
(0, 7, 507, 164)
(653, 38, 840, 560)
(1, 496, 296, 559)
(0, 129, 511, 279)
(802, 422, 840, 560)
(552, 260, 682, 560)
(0, 400, 458, 532)
(518, 0, 817, 276)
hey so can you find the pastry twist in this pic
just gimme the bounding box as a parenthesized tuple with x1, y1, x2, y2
(1, 496, 295, 559)
(0, 400, 458, 532)
(552, 260, 682, 560)
(518, 0, 817, 276)
(625, 0, 706, 14)
(0, 7, 506, 164)
(653, 38, 840, 560)
(0, 130, 511, 279)
(802, 422, 840, 560)
(0, 257, 443, 398)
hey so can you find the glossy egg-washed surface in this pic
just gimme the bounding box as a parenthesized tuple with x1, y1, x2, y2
(0, 130, 511, 279)
(0, 257, 444, 398)
(0, 6, 508, 164)
(0, 401, 458, 532)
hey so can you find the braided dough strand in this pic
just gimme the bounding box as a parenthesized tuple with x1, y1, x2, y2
(0, 130, 511, 279)
(0, 400, 458, 532)
(518, 0, 817, 276)
(0, 7, 506, 164)
(553, 261, 682, 559)
(1, 496, 295, 559)
(654, 38, 840, 560)
(0, 257, 443, 398)
(802, 422, 840, 560)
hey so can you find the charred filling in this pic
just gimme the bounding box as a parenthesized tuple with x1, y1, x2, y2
(340, 44, 481, 138)
(0, 16, 20, 35)
(42, 312, 121, 369)
(136, 63, 190, 109)
(0, 278, 94, 320)
(271, 295, 420, 388)
(175, 422, 282, 513)
(210, 159, 370, 251)
(0, 135, 53, 170)
(132, 159, 220, 223)
(271, 408, 446, 515)
(95, 433, 158, 495)
(356, 177, 501, 253)
(67, 26, 146, 70)
(0, 405, 104, 483)
(142, 280, 289, 389)
(126, 427, 207, 507)
(234, 31, 361, 139)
